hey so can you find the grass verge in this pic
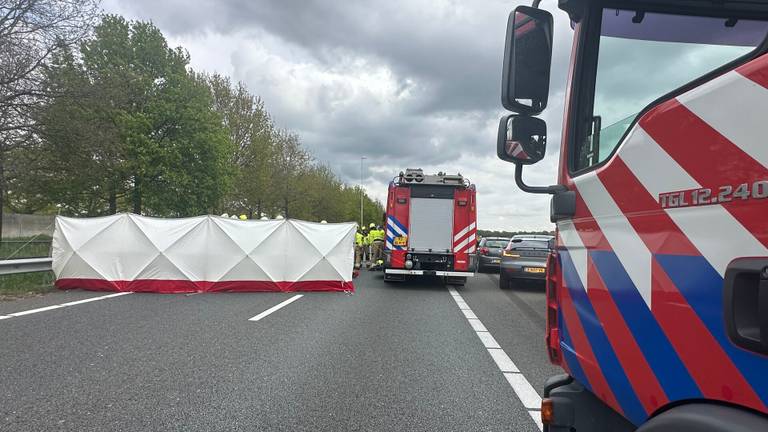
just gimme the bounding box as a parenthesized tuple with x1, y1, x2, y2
(0, 271, 55, 300)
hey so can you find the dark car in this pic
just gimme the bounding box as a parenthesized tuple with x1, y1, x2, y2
(475, 237, 510, 272)
(499, 235, 554, 288)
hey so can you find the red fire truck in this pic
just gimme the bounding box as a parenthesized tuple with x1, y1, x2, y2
(499, 1, 768, 431)
(383, 169, 477, 285)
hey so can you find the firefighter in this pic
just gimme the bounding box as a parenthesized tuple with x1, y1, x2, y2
(354, 229, 365, 269)
(239, 214, 247, 220)
(369, 225, 386, 270)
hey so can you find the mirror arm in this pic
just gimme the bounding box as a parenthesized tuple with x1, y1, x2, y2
(532, 0, 542, 8)
(514, 163, 567, 194)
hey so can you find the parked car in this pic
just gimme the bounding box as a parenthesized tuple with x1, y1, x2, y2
(475, 237, 510, 272)
(499, 235, 554, 289)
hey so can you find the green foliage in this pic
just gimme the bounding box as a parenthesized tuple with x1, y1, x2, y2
(477, 229, 555, 239)
(13, 15, 231, 217)
(8, 14, 383, 223)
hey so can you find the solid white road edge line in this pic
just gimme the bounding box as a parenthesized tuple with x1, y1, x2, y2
(248, 294, 304, 322)
(448, 287, 543, 431)
(3, 292, 133, 319)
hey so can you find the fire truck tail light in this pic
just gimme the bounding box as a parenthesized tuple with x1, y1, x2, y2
(545, 251, 562, 366)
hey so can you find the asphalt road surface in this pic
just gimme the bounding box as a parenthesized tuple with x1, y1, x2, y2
(0, 270, 560, 432)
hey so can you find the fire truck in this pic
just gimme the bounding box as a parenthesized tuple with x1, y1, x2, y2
(382, 169, 477, 285)
(498, 1, 768, 431)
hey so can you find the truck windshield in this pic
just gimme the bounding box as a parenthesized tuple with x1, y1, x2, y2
(574, 9, 768, 171)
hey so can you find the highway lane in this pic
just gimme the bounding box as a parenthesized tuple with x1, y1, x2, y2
(0, 270, 557, 431)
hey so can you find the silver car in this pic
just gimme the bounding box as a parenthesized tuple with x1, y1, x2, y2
(475, 237, 510, 272)
(499, 235, 554, 289)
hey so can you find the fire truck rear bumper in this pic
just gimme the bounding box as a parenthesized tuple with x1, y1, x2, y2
(384, 269, 474, 277)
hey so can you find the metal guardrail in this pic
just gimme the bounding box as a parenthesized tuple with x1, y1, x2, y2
(0, 258, 53, 275)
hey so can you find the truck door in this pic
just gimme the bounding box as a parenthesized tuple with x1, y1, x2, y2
(408, 185, 455, 253)
(557, 5, 768, 425)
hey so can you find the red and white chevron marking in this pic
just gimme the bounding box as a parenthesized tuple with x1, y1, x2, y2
(453, 221, 477, 254)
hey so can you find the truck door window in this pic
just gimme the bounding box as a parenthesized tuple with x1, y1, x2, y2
(573, 9, 768, 172)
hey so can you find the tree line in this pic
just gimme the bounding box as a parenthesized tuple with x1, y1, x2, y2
(0, 3, 382, 238)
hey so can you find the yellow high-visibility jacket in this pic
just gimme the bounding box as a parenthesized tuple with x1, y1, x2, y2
(370, 229, 385, 242)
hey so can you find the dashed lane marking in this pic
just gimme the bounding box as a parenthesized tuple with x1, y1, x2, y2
(449, 288, 543, 431)
(248, 294, 304, 322)
(0, 292, 133, 320)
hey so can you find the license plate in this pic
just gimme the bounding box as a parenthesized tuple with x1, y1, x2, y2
(491, 259, 500, 263)
(524, 267, 545, 273)
(393, 236, 407, 246)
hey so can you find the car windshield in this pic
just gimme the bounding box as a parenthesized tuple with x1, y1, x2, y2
(509, 239, 550, 250)
(485, 240, 509, 248)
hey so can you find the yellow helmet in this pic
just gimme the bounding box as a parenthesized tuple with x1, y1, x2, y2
(369, 223, 376, 228)
(239, 214, 247, 220)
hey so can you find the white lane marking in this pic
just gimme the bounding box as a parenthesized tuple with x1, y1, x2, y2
(528, 410, 544, 430)
(467, 318, 488, 332)
(455, 299, 471, 310)
(476, 331, 501, 349)
(2, 292, 133, 320)
(10, 305, 63, 316)
(487, 348, 520, 373)
(448, 288, 543, 431)
(505, 372, 543, 409)
(248, 294, 303, 322)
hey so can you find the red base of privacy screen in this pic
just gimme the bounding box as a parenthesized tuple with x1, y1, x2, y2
(55, 278, 354, 293)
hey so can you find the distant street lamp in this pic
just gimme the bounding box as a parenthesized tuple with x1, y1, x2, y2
(360, 156, 367, 229)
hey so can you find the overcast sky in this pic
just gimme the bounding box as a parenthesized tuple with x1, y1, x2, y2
(102, 0, 575, 231)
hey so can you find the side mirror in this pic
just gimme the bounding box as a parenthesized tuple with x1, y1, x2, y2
(501, 6, 554, 115)
(497, 115, 546, 165)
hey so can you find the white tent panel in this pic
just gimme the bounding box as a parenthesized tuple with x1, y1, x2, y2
(248, 220, 291, 282)
(211, 217, 283, 255)
(56, 215, 121, 251)
(129, 214, 207, 251)
(52, 214, 356, 293)
(133, 253, 193, 281)
(218, 255, 272, 282)
(77, 214, 158, 280)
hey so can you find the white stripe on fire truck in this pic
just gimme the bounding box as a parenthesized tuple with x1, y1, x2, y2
(387, 217, 407, 236)
(557, 219, 588, 293)
(453, 222, 476, 242)
(453, 233, 476, 253)
(677, 70, 768, 169)
(574, 171, 653, 309)
(620, 126, 768, 276)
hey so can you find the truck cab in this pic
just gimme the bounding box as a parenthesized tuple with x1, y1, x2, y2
(498, 1, 768, 430)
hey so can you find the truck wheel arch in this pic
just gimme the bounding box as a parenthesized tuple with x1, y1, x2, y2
(637, 403, 768, 432)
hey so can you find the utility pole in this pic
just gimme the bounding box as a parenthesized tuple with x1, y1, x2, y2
(360, 156, 367, 228)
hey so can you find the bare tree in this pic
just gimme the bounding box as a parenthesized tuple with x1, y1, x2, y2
(0, 0, 99, 237)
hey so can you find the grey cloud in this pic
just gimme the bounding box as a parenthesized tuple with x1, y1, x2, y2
(104, 0, 573, 230)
